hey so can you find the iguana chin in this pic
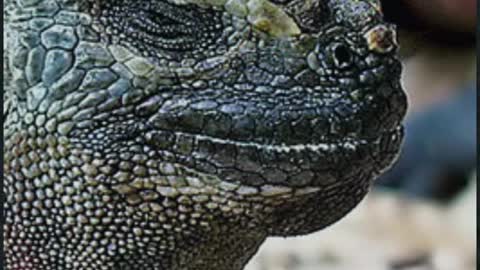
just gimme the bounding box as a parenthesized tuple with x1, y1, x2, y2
(3, 0, 407, 269)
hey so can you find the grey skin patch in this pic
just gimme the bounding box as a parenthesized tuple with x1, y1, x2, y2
(3, 0, 407, 269)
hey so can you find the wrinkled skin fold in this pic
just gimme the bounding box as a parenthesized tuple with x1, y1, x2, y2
(3, 0, 407, 269)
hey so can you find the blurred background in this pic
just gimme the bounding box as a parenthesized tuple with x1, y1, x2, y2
(247, 0, 477, 269)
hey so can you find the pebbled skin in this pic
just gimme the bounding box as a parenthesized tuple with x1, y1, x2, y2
(3, 0, 407, 269)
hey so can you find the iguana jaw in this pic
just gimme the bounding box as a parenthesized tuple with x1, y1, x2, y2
(147, 124, 404, 236)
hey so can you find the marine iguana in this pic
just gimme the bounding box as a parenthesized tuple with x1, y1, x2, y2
(4, 0, 407, 269)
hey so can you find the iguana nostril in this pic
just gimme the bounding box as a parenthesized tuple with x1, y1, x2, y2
(331, 43, 353, 69)
(307, 42, 354, 74)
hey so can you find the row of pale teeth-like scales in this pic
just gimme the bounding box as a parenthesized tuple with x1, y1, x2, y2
(192, 133, 361, 152)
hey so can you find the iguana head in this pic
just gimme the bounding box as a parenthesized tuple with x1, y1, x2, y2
(82, 0, 407, 232)
(4, 0, 406, 268)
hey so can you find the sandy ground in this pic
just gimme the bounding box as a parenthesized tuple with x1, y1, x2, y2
(246, 176, 476, 270)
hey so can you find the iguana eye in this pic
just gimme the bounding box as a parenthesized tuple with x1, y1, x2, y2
(90, 0, 224, 58)
(331, 43, 353, 69)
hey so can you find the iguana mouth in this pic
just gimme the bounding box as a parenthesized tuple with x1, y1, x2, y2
(145, 124, 404, 187)
(142, 70, 407, 188)
(167, 125, 403, 152)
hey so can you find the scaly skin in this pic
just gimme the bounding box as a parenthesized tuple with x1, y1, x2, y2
(4, 0, 407, 269)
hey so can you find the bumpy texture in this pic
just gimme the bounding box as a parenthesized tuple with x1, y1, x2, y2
(3, 0, 407, 269)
